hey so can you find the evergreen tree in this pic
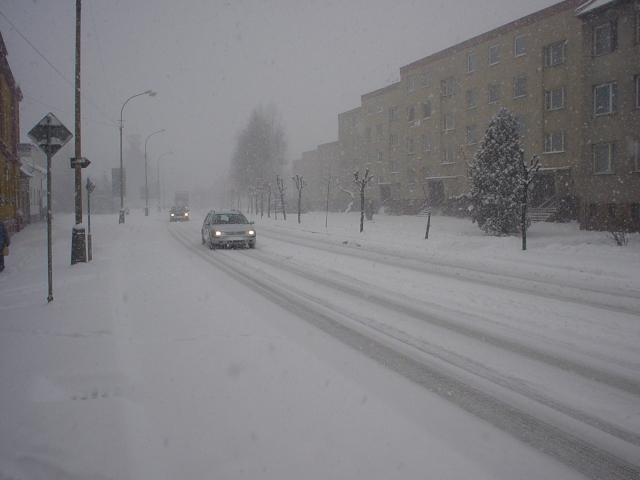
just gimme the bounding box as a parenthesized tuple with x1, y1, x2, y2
(470, 107, 527, 236)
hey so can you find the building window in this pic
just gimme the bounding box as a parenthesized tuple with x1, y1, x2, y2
(390, 133, 399, 147)
(421, 166, 429, 180)
(634, 140, 640, 171)
(443, 113, 455, 131)
(376, 123, 383, 138)
(376, 100, 383, 113)
(422, 133, 431, 152)
(594, 142, 615, 173)
(407, 74, 415, 92)
(514, 75, 527, 98)
(515, 115, 527, 138)
(407, 105, 415, 122)
(422, 69, 431, 87)
(441, 76, 455, 97)
(389, 160, 399, 173)
(407, 168, 416, 184)
(608, 203, 616, 217)
(467, 88, 478, 109)
(545, 87, 566, 110)
(594, 82, 617, 116)
(544, 131, 565, 153)
(589, 204, 597, 217)
(489, 44, 500, 65)
(366, 102, 375, 115)
(635, 75, 640, 109)
(467, 52, 477, 73)
(514, 34, 527, 57)
(353, 136, 360, 149)
(489, 82, 500, 104)
(389, 106, 399, 122)
(631, 203, 640, 220)
(407, 137, 415, 154)
(365, 151, 373, 164)
(545, 41, 566, 67)
(443, 148, 455, 164)
(467, 124, 478, 144)
(422, 102, 431, 119)
(365, 127, 372, 141)
(377, 150, 383, 163)
(594, 20, 617, 56)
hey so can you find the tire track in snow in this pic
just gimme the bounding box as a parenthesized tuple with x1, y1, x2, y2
(169, 226, 640, 480)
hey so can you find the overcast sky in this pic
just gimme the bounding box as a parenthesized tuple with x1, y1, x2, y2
(1, 0, 561, 191)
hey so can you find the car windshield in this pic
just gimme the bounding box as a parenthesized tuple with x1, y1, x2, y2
(212, 214, 248, 225)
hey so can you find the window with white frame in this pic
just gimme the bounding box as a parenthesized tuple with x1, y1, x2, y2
(407, 105, 415, 122)
(407, 74, 415, 92)
(407, 168, 416, 184)
(443, 113, 455, 131)
(407, 137, 415, 154)
(376, 123, 383, 138)
(467, 124, 478, 144)
(544, 41, 566, 67)
(441, 76, 455, 96)
(545, 86, 566, 110)
(544, 131, 565, 153)
(594, 142, 615, 173)
(422, 69, 431, 87)
(594, 82, 617, 116)
(376, 100, 383, 113)
(365, 126, 372, 141)
(366, 102, 375, 115)
(467, 52, 477, 73)
(390, 133, 399, 147)
(422, 101, 431, 119)
(514, 34, 527, 57)
(422, 133, 431, 152)
(365, 151, 372, 164)
(389, 160, 399, 173)
(489, 82, 500, 104)
(377, 150, 383, 163)
(389, 106, 399, 122)
(594, 20, 617, 56)
(443, 147, 455, 164)
(489, 44, 500, 65)
(467, 88, 478, 109)
(514, 75, 527, 98)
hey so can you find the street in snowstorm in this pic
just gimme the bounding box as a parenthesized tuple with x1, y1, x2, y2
(1, 209, 638, 479)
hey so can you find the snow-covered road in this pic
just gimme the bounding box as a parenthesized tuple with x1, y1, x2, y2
(1, 209, 638, 479)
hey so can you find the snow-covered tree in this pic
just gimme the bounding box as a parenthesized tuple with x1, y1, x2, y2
(469, 107, 527, 236)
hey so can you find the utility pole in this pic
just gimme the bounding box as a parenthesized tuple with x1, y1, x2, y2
(71, 0, 87, 264)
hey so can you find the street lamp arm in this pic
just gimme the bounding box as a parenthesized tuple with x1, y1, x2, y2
(120, 90, 156, 127)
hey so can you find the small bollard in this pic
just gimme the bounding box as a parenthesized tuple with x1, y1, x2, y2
(119, 209, 125, 224)
(71, 224, 87, 265)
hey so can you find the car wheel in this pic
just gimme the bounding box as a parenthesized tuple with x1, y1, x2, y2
(201, 233, 205, 245)
(249, 241, 256, 249)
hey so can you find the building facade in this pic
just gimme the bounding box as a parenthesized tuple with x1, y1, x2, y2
(323, 0, 639, 231)
(0, 31, 23, 234)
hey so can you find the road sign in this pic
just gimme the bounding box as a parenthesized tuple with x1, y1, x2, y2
(70, 157, 91, 169)
(28, 113, 72, 157)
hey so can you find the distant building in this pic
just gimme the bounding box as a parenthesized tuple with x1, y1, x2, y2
(0, 30, 23, 234)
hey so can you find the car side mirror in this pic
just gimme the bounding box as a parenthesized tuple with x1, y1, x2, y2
(249, 221, 255, 225)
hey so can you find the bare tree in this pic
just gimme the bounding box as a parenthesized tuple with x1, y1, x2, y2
(519, 155, 541, 251)
(231, 104, 286, 198)
(334, 176, 356, 214)
(292, 175, 307, 223)
(276, 174, 287, 220)
(354, 169, 373, 233)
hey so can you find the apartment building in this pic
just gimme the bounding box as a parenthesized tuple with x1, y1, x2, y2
(0, 31, 23, 234)
(328, 0, 639, 231)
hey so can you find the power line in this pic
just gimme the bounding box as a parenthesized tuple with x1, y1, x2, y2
(0, 9, 118, 127)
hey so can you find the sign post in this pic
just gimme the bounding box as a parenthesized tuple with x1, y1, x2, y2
(28, 113, 72, 302)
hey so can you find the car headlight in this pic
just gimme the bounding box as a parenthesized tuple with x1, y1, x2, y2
(248, 230, 255, 235)
(170, 213, 174, 216)
(185, 212, 189, 216)
(215, 231, 222, 236)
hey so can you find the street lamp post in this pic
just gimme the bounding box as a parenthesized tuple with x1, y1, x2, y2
(119, 89, 156, 223)
(157, 151, 173, 212)
(144, 129, 165, 216)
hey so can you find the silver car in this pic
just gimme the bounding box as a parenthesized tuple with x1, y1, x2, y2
(201, 210, 256, 249)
